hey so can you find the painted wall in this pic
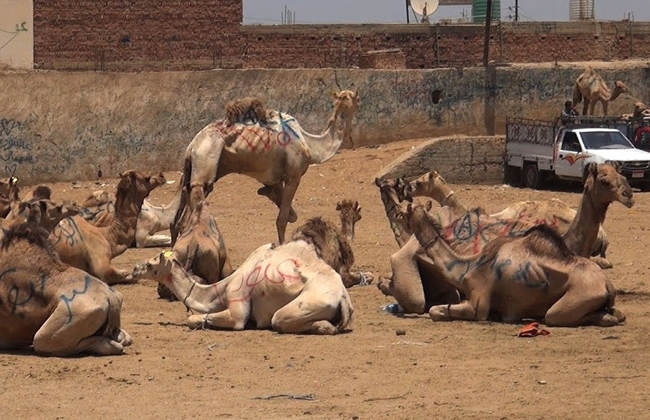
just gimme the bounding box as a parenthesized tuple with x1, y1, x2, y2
(0, 0, 33, 69)
(0, 62, 648, 183)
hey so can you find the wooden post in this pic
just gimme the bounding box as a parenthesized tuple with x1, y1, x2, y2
(483, 0, 493, 67)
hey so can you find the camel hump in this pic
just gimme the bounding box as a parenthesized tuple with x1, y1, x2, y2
(225, 96, 268, 125)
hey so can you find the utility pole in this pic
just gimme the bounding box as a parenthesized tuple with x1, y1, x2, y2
(482, 0, 493, 67)
(514, 0, 519, 21)
(406, 0, 410, 23)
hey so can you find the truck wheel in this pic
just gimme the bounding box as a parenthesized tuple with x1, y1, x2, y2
(523, 164, 543, 189)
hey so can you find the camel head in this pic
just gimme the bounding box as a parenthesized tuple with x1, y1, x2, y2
(12, 199, 81, 232)
(131, 250, 174, 282)
(613, 81, 628, 96)
(117, 170, 166, 200)
(0, 177, 20, 201)
(404, 201, 440, 246)
(409, 170, 454, 204)
(375, 177, 412, 207)
(336, 200, 362, 224)
(331, 90, 360, 143)
(584, 163, 634, 209)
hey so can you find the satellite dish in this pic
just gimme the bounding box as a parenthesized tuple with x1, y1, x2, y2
(410, 0, 439, 17)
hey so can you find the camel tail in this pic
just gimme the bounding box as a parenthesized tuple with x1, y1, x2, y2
(605, 279, 617, 313)
(335, 290, 354, 332)
(573, 83, 582, 107)
(101, 291, 123, 339)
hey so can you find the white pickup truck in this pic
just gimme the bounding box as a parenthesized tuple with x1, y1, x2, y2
(505, 117, 650, 191)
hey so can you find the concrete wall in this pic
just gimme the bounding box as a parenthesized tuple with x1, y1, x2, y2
(1, 61, 649, 183)
(0, 0, 33, 69)
(375, 136, 506, 184)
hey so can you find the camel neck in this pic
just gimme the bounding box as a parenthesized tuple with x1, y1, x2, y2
(102, 188, 145, 256)
(339, 215, 355, 243)
(440, 190, 468, 217)
(415, 224, 472, 295)
(379, 189, 411, 247)
(300, 107, 346, 164)
(166, 262, 228, 314)
(562, 188, 608, 257)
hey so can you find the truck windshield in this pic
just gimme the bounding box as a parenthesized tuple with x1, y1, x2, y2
(580, 131, 633, 150)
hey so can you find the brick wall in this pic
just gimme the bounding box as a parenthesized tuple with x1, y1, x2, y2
(33, 0, 242, 70)
(31, 2, 650, 71)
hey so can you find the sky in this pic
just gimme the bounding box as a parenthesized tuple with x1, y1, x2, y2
(243, 0, 649, 25)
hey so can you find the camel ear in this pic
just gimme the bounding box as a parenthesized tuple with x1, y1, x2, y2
(431, 170, 439, 178)
(336, 202, 342, 211)
(353, 90, 359, 100)
(425, 200, 433, 211)
(586, 162, 599, 178)
(374, 177, 381, 187)
(330, 90, 340, 100)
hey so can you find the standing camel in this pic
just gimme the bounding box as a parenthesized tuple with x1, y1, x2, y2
(175, 91, 360, 244)
(573, 67, 628, 116)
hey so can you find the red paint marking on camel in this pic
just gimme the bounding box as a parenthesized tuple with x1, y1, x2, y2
(228, 259, 302, 302)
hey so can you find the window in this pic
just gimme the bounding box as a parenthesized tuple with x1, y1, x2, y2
(561, 132, 582, 152)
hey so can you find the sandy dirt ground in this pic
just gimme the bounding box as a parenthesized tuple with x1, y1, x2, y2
(1, 138, 649, 420)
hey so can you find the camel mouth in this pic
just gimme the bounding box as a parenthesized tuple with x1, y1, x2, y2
(622, 198, 634, 208)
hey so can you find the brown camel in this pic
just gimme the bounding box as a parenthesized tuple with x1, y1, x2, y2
(410, 168, 622, 267)
(131, 242, 354, 335)
(573, 67, 628, 116)
(50, 171, 166, 285)
(406, 201, 625, 327)
(157, 185, 232, 301)
(0, 222, 132, 356)
(175, 90, 360, 244)
(0, 177, 19, 218)
(4, 199, 80, 233)
(291, 199, 371, 288)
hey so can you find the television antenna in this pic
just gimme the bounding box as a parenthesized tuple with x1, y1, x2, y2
(409, 0, 439, 23)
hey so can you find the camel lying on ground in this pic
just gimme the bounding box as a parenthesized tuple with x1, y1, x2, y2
(291, 200, 372, 288)
(573, 66, 628, 116)
(376, 163, 632, 314)
(51, 170, 166, 285)
(79, 183, 181, 248)
(174, 90, 360, 244)
(158, 184, 232, 300)
(132, 240, 354, 334)
(410, 169, 614, 266)
(5, 199, 80, 232)
(406, 201, 625, 327)
(0, 177, 20, 218)
(0, 222, 132, 356)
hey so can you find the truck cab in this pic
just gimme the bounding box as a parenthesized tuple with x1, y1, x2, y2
(506, 117, 650, 190)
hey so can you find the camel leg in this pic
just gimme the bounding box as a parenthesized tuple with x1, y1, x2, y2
(276, 177, 302, 244)
(582, 99, 589, 116)
(387, 236, 427, 314)
(99, 266, 135, 286)
(544, 288, 617, 327)
(429, 300, 477, 321)
(271, 287, 341, 335)
(588, 101, 596, 116)
(602, 100, 608, 116)
(591, 256, 613, 270)
(33, 302, 124, 356)
(139, 234, 172, 248)
(186, 302, 250, 331)
(258, 184, 298, 223)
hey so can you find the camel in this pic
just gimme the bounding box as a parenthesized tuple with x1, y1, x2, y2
(405, 201, 625, 327)
(0, 177, 19, 218)
(131, 241, 354, 334)
(22, 185, 52, 202)
(0, 221, 132, 356)
(50, 170, 166, 285)
(376, 163, 631, 314)
(4, 199, 80, 233)
(290, 199, 371, 288)
(79, 185, 181, 248)
(409, 169, 618, 267)
(573, 67, 628, 116)
(375, 177, 460, 313)
(158, 185, 232, 301)
(175, 89, 360, 244)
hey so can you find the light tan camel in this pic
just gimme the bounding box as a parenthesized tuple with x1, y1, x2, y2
(175, 90, 360, 244)
(131, 242, 354, 334)
(375, 177, 460, 313)
(406, 201, 625, 327)
(376, 163, 631, 314)
(290, 200, 371, 288)
(158, 186, 232, 301)
(80, 184, 181, 248)
(410, 169, 619, 267)
(50, 171, 166, 285)
(573, 67, 628, 116)
(0, 222, 132, 356)
(5, 199, 80, 232)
